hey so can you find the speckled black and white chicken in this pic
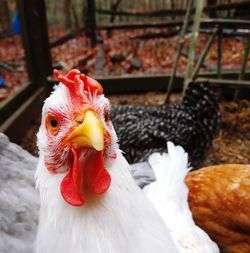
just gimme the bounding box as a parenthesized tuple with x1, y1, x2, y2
(111, 82, 220, 167)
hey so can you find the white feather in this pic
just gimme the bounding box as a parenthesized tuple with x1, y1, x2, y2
(143, 142, 219, 253)
(36, 151, 179, 253)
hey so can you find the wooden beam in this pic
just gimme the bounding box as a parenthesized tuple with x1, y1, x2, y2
(0, 83, 34, 125)
(201, 18, 250, 29)
(97, 74, 183, 94)
(200, 28, 250, 37)
(98, 20, 187, 30)
(166, 0, 193, 103)
(194, 78, 250, 89)
(50, 27, 85, 48)
(92, 71, 250, 94)
(0, 87, 46, 144)
(192, 27, 218, 80)
(183, 0, 204, 95)
(131, 28, 180, 40)
(96, 8, 188, 17)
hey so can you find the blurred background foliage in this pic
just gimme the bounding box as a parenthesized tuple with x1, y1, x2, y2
(0, 0, 246, 37)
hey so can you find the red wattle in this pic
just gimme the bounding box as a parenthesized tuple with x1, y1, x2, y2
(86, 151, 111, 194)
(60, 148, 111, 207)
(60, 171, 85, 206)
(60, 148, 85, 206)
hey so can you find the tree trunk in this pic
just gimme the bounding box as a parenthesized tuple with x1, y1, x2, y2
(0, 0, 11, 34)
(72, 1, 79, 29)
(64, 0, 72, 29)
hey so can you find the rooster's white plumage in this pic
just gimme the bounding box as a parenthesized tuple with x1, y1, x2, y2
(35, 69, 218, 253)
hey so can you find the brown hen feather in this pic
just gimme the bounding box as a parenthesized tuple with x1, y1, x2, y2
(186, 164, 250, 253)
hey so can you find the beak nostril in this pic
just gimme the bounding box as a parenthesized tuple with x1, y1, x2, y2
(75, 114, 85, 124)
(76, 119, 83, 124)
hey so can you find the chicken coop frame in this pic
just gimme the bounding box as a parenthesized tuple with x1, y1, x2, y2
(0, 0, 250, 144)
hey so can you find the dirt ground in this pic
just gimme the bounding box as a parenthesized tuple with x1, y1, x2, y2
(20, 92, 250, 168)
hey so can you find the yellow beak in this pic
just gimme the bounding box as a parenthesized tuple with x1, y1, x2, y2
(65, 110, 104, 151)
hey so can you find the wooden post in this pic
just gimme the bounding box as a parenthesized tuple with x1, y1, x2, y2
(191, 27, 218, 80)
(171, 0, 175, 20)
(217, 25, 223, 78)
(17, 0, 52, 85)
(183, 0, 204, 97)
(85, 0, 97, 47)
(239, 33, 250, 80)
(234, 32, 250, 99)
(110, 0, 123, 23)
(165, 0, 193, 103)
(207, 0, 217, 18)
(72, 2, 80, 29)
(108, 0, 123, 37)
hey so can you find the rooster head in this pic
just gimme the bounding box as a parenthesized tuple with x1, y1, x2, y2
(37, 69, 118, 207)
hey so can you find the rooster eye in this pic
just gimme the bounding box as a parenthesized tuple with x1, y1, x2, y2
(50, 118, 58, 128)
(46, 115, 60, 133)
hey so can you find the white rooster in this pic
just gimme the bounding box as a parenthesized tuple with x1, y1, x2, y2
(35, 69, 219, 253)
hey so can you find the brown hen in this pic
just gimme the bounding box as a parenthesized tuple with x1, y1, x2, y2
(186, 164, 250, 253)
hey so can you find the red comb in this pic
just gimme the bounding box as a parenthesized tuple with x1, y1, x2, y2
(53, 69, 103, 96)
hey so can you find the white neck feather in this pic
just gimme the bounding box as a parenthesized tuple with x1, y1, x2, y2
(35, 150, 177, 253)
